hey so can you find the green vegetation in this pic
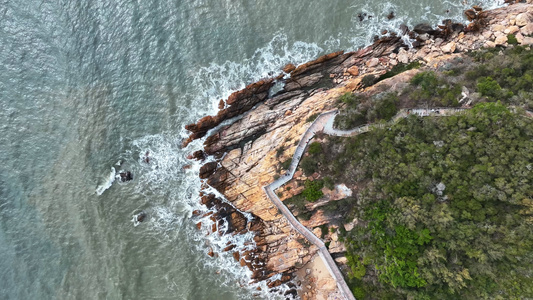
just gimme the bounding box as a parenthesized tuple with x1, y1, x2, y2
(507, 33, 518, 45)
(314, 103, 533, 299)
(361, 74, 377, 88)
(302, 179, 324, 202)
(300, 156, 317, 176)
(275, 146, 284, 158)
(334, 92, 398, 130)
(465, 46, 533, 108)
(306, 112, 319, 122)
(323, 176, 334, 190)
(335, 47, 533, 132)
(308, 142, 322, 155)
(409, 71, 462, 107)
(281, 158, 292, 170)
(338, 92, 359, 106)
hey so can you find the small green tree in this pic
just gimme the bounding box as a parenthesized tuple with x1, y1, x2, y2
(308, 142, 322, 155)
(477, 76, 501, 99)
(300, 157, 317, 176)
(302, 179, 324, 202)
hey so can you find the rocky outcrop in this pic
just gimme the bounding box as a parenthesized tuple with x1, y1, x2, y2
(185, 1, 533, 291)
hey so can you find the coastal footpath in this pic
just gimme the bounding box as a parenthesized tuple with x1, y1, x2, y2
(185, 2, 533, 298)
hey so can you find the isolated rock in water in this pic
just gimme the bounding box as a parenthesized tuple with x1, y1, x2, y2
(136, 211, 147, 223)
(144, 151, 150, 163)
(387, 11, 395, 20)
(399, 24, 410, 35)
(120, 171, 133, 182)
(413, 23, 434, 34)
(188, 150, 207, 161)
(464, 9, 477, 21)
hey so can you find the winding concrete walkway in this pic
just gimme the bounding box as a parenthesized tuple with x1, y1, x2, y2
(263, 105, 530, 300)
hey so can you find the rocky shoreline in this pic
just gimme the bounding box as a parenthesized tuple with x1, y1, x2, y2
(184, 2, 533, 297)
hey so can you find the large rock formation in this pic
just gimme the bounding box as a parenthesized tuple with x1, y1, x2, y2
(185, 1, 533, 289)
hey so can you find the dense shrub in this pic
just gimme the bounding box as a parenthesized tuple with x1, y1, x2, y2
(306, 113, 319, 123)
(308, 142, 322, 155)
(361, 75, 377, 87)
(323, 176, 335, 190)
(334, 111, 367, 130)
(338, 92, 359, 107)
(507, 33, 518, 45)
(409, 71, 461, 107)
(477, 76, 501, 99)
(367, 92, 399, 122)
(302, 179, 324, 202)
(281, 158, 291, 170)
(300, 156, 317, 176)
(317, 103, 533, 299)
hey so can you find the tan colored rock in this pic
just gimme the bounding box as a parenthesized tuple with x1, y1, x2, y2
(347, 65, 359, 76)
(485, 41, 496, 48)
(397, 49, 409, 64)
(441, 42, 456, 53)
(313, 227, 322, 239)
(504, 26, 520, 34)
(482, 30, 492, 39)
(521, 23, 533, 36)
(366, 57, 379, 68)
(492, 24, 505, 32)
(516, 32, 525, 44)
(522, 37, 533, 45)
(495, 35, 508, 45)
(516, 12, 532, 27)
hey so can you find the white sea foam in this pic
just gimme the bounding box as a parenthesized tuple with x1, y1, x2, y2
(190, 33, 323, 115)
(95, 167, 116, 196)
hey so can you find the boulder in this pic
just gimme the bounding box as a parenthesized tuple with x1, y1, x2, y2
(492, 24, 505, 32)
(495, 35, 508, 45)
(366, 57, 380, 68)
(504, 25, 520, 34)
(516, 12, 532, 27)
(282, 63, 296, 73)
(441, 41, 456, 53)
(485, 40, 496, 48)
(522, 37, 533, 45)
(464, 9, 477, 21)
(347, 65, 359, 76)
(521, 23, 533, 36)
(119, 171, 133, 182)
(399, 24, 409, 35)
(199, 162, 218, 179)
(397, 49, 409, 64)
(413, 23, 434, 34)
(136, 211, 147, 222)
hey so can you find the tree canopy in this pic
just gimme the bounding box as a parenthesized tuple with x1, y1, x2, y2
(316, 102, 533, 299)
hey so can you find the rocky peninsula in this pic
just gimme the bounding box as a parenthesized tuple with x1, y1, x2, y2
(185, 2, 533, 299)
